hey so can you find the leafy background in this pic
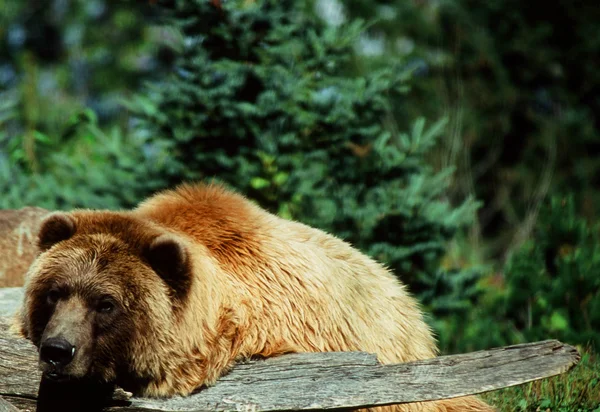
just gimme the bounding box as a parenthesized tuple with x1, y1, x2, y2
(1, 0, 599, 409)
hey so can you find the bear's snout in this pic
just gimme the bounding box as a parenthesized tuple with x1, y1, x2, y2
(40, 337, 75, 368)
(38, 295, 95, 380)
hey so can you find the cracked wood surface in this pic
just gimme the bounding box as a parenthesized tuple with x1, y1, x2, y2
(0, 396, 20, 412)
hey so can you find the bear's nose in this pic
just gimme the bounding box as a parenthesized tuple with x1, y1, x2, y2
(40, 337, 76, 367)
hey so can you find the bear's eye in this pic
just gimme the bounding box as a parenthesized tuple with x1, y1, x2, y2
(97, 299, 115, 314)
(46, 289, 61, 305)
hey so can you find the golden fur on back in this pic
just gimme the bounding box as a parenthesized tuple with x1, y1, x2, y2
(20, 183, 493, 411)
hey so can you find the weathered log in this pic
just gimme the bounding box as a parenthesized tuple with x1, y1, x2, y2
(0, 396, 20, 412)
(0, 315, 580, 412)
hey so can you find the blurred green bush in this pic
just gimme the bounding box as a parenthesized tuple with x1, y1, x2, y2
(0, 0, 175, 209)
(500, 195, 600, 348)
(435, 195, 600, 353)
(343, 0, 600, 259)
(0, 109, 166, 209)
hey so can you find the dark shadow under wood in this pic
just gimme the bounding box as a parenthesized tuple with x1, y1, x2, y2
(36, 377, 116, 412)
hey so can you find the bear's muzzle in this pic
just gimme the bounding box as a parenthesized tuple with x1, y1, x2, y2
(40, 337, 75, 368)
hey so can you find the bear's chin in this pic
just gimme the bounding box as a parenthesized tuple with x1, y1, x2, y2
(40, 363, 115, 387)
(43, 371, 71, 383)
(38, 374, 119, 412)
(42, 370, 100, 384)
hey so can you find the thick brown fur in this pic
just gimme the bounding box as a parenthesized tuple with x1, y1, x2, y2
(18, 183, 493, 411)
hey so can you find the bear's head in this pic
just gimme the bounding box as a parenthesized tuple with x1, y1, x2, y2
(19, 211, 194, 388)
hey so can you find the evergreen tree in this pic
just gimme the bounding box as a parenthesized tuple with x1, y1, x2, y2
(342, 0, 600, 257)
(136, 0, 478, 302)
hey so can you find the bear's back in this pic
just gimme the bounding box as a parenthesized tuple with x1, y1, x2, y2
(135, 184, 269, 269)
(135, 184, 437, 364)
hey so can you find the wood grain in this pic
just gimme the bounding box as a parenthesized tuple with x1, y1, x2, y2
(0, 396, 21, 412)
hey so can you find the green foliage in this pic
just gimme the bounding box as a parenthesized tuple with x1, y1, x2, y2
(343, 0, 600, 258)
(0, 0, 167, 134)
(290, 117, 480, 292)
(0, 0, 174, 210)
(437, 195, 600, 354)
(482, 347, 600, 411)
(0, 110, 166, 210)
(499, 196, 600, 348)
(423, 266, 492, 353)
(133, 0, 478, 300)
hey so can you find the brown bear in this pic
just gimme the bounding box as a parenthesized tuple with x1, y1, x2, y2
(17, 183, 493, 411)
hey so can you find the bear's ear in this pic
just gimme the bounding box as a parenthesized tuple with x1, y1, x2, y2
(38, 213, 77, 251)
(145, 235, 192, 301)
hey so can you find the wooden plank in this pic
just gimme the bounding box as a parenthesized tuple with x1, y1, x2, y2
(0, 316, 580, 412)
(0, 397, 21, 412)
(0, 319, 40, 398)
(0, 397, 33, 412)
